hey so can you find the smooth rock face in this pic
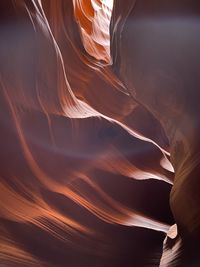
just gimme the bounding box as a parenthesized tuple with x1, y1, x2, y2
(111, 0, 200, 265)
(0, 0, 199, 266)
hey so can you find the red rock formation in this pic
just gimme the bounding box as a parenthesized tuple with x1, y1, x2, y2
(111, 0, 200, 265)
(1, 0, 198, 266)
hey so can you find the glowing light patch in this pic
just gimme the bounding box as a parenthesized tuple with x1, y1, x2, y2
(102, 0, 114, 10)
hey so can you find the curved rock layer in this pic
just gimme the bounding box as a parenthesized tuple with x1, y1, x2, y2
(111, 0, 200, 265)
(0, 0, 198, 266)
